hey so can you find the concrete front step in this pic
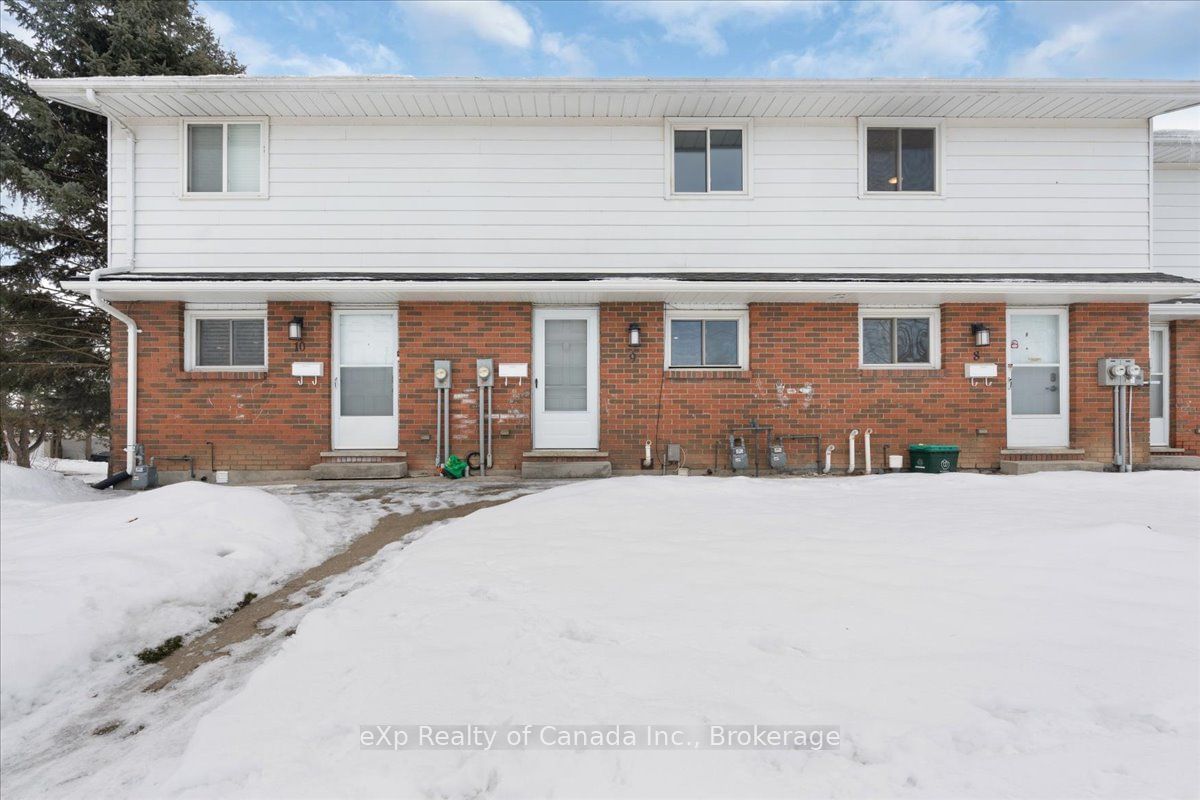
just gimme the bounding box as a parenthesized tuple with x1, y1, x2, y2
(999, 459, 1105, 475)
(521, 460, 612, 479)
(1000, 447, 1086, 456)
(523, 450, 609, 459)
(319, 449, 407, 461)
(1150, 454, 1200, 470)
(310, 461, 408, 480)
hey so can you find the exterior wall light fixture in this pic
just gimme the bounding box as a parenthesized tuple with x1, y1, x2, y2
(971, 323, 991, 347)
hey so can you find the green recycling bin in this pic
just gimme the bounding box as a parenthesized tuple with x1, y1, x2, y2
(908, 444, 960, 473)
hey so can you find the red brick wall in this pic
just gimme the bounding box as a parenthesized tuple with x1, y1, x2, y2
(600, 302, 1008, 472)
(1170, 319, 1200, 454)
(1068, 303, 1150, 464)
(397, 302, 533, 471)
(110, 299, 1154, 475)
(111, 301, 331, 474)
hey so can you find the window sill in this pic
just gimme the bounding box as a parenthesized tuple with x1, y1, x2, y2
(666, 368, 751, 381)
(182, 369, 268, 381)
(665, 192, 754, 201)
(180, 193, 269, 201)
(858, 192, 944, 200)
(857, 366, 942, 376)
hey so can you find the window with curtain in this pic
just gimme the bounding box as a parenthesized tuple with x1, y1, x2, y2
(865, 127, 937, 192)
(185, 121, 263, 194)
(859, 310, 940, 368)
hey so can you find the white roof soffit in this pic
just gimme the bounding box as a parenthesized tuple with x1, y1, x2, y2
(60, 277, 1200, 306)
(1154, 130, 1200, 164)
(28, 77, 1200, 121)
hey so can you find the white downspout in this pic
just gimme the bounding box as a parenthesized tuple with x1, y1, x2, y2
(85, 88, 139, 473)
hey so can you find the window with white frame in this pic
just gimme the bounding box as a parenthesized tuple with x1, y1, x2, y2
(182, 119, 267, 196)
(668, 122, 748, 195)
(859, 308, 941, 368)
(184, 306, 267, 370)
(664, 308, 749, 369)
(860, 120, 940, 194)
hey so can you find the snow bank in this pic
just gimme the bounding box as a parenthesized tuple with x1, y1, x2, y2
(163, 472, 1200, 799)
(1, 461, 102, 507)
(0, 465, 368, 720)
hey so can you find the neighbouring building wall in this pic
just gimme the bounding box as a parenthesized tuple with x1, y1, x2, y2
(1153, 164, 1200, 281)
(111, 300, 1155, 477)
(109, 118, 1150, 274)
(1068, 303, 1151, 465)
(1169, 319, 1200, 454)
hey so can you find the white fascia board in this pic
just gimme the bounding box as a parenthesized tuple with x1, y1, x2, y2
(1150, 301, 1200, 319)
(62, 278, 1200, 306)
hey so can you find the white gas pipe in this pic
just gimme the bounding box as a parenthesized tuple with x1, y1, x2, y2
(863, 429, 873, 475)
(643, 440, 653, 469)
(823, 444, 835, 474)
(848, 429, 859, 475)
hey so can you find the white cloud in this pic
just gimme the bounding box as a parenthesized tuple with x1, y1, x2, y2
(197, 3, 401, 76)
(768, 1, 994, 77)
(540, 32, 595, 76)
(400, 0, 534, 49)
(609, 0, 830, 56)
(1008, 1, 1200, 78)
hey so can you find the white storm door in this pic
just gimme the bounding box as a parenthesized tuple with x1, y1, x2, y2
(1006, 308, 1070, 448)
(532, 307, 599, 450)
(332, 308, 398, 450)
(1149, 325, 1169, 447)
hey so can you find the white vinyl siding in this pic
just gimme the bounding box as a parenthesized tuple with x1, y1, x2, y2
(1152, 164, 1199, 282)
(110, 117, 1151, 273)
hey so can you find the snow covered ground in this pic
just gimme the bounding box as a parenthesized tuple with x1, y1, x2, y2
(0, 464, 388, 722)
(3, 470, 1197, 798)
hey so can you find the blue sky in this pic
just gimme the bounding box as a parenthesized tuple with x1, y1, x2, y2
(196, 1, 1200, 81)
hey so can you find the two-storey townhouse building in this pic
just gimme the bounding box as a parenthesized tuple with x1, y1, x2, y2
(29, 77, 1200, 482)
(1149, 129, 1200, 463)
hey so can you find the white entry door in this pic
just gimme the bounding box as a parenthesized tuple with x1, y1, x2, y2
(1006, 308, 1070, 448)
(332, 308, 398, 450)
(532, 307, 599, 450)
(1149, 325, 1169, 447)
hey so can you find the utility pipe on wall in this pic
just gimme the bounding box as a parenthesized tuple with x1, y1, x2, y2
(823, 445, 835, 474)
(863, 429, 873, 475)
(848, 429, 859, 475)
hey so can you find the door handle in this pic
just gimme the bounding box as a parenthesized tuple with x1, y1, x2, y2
(534, 378, 538, 389)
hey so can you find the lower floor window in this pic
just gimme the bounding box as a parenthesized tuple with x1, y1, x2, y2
(859, 308, 940, 368)
(185, 307, 267, 370)
(665, 309, 747, 369)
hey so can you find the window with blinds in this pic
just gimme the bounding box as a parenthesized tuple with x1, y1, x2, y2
(191, 317, 267, 369)
(184, 121, 265, 195)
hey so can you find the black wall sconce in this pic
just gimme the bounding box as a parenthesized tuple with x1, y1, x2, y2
(628, 322, 641, 361)
(289, 316, 305, 351)
(971, 323, 991, 347)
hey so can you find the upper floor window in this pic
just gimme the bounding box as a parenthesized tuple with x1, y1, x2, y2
(668, 121, 749, 196)
(859, 119, 941, 196)
(182, 119, 268, 197)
